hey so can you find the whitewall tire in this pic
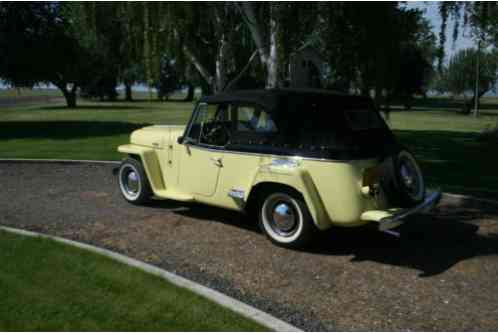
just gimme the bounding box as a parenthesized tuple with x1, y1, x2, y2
(258, 191, 315, 248)
(118, 158, 152, 204)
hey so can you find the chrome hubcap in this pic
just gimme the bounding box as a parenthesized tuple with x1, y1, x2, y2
(125, 171, 139, 195)
(397, 151, 424, 201)
(120, 165, 141, 199)
(400, 165, 413, 187)
(263, 193, 300, 237)
(400, 160, 419, 196)
(272, 203, 297, 232)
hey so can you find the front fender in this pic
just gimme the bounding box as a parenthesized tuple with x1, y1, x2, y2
(117, 144, 165, 193)
(249, 159, 332, 230)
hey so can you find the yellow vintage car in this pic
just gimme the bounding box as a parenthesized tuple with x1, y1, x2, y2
(117, 89, 441, 248)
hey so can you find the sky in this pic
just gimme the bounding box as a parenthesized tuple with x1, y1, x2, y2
(406, 1, 475, 59)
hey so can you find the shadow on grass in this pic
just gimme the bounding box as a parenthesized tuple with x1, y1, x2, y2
(116, 98, 196, 104)
(0, 121, 150, 140)
(394, 129, 498, 198)
(388, 97, 498, 113)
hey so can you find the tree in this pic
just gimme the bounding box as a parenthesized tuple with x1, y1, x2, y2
(156, 57, 180, 101)
(439, 48, 498, 113)
(318, 3, 436, 109)
(438, 2, 498, 68)
(64, 2, 146, 102)
(0, 2, 96, 107)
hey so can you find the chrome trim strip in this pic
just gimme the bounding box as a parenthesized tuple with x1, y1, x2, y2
(228, 188, 245, 199)
(185, 143, 363, 163)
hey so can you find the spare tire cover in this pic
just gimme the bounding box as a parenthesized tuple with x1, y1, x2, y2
(380, 148, 425, 208)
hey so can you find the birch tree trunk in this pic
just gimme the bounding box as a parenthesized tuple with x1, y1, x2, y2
(239, 3, 280, 88)
(181, 43, 214, 89)
(215, 36, 228, 92)
(266, 4, 279, 88)
(143, 3, 153, 100)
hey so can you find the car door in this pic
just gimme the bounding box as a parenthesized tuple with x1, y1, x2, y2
(178, 102, 229, 197)
(211, 103, 279, 209)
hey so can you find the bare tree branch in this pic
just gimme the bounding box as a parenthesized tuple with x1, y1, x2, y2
(223, 49, 258, 91)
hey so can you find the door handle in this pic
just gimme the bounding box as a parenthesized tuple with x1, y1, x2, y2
(210, 157, 223, 167)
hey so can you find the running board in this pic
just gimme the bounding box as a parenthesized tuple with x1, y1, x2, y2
(154, 189, 194, 202)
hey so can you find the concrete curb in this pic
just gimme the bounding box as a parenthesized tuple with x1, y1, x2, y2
(0, 225, 301, 332)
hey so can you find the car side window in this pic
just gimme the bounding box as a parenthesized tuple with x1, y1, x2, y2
(186, 103, 231, 147)
(236, 105, 277, 133)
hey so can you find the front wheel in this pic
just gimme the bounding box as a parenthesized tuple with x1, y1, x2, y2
(258, 191, 316, 248)
(118, 158, 152, 205)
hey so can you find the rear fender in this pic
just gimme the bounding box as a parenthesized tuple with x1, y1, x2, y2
(249, 160, 332, 230)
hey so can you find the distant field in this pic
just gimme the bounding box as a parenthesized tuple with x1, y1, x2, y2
(0, 88, 63, 98)
(1, 92, 497, 198)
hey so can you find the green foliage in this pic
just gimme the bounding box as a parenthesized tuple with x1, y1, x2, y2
(0, 2, 96, 107)
(64, 3, 144, 101)
(438, 2, 498, 68)
(0, 2, 443, 104)
(438, 48, 498, 99)
(319, 3, 437, 103)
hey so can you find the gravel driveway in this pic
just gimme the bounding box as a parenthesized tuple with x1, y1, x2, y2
(2, 162, 498, 331)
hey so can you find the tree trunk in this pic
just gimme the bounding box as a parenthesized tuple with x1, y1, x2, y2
(182, 44, 215, 92)
(239, 2, 280, 88)
(184, 83, 194, 102)
(465, 90, 487, 116)
(224, 50, 258, 91)
(125, 81, 133, 101)
(62, 89, 77, 108)
(266, 5, 279, 88)
(215, 36, 228, 93)
(53, 81, 77, 108)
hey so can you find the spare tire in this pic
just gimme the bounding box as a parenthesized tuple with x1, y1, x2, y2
(380, 148, 425, 208)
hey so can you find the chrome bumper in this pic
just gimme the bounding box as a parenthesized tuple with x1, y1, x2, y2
(378, 190, 442, 231)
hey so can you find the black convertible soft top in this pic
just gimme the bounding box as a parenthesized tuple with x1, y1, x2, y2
(198, 88, 397, 159)
(199, 88, 372, 113)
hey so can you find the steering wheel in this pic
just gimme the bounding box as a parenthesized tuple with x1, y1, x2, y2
(202, 122, 229, 146)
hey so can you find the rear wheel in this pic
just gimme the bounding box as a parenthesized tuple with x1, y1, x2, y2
(118, 157, 152, 205)
(258, 190, 316, 248)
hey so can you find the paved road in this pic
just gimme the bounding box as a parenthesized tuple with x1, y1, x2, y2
(2, 162, 498, 331)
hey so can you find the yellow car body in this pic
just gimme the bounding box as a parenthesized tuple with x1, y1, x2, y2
(119, 124, 384, 230)
(117, 89, 441, 245)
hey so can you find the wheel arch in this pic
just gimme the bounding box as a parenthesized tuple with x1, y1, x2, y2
(246, 177, 332, 231)
(246, 182, 301, 213)
(118, 144, 165, 193)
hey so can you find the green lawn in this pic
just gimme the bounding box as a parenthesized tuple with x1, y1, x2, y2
(0, 230, 266, 331)
(0, 99, 193, 160)
(388, 98, 498, 197)
(1, 90, 497, 198)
